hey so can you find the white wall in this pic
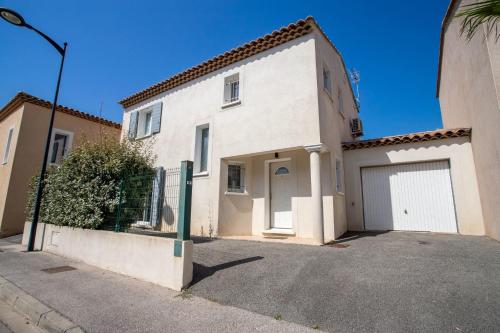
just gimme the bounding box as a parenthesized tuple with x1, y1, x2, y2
(122, 35, 320, 236)
(314, 31, 360, 239)
(343, 137, 485, 235)
(22, 223, 193, 291)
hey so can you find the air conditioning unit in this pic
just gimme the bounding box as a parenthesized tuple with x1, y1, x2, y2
(350, 118, 363, 138)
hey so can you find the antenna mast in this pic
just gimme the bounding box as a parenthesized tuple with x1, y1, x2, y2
(350, 68, 361, 110)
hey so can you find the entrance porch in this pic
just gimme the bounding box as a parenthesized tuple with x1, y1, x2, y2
(217, 145, 346, 244)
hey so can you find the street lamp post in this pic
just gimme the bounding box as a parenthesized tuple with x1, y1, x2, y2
(0, 8, 68, 251)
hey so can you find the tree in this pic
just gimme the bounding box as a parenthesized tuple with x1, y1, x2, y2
(455, 0, 500, 41)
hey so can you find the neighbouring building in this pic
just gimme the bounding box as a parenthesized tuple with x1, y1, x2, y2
(437, 0, 500, 241)
(119, 16, 490, 244)
(0, 92, 122, 237)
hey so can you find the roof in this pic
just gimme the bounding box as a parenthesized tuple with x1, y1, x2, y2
(119, 16, 356, 109)
(0, 92, 122, 129)
(436, 0, 459, 98)
(342, 128, 471, 150)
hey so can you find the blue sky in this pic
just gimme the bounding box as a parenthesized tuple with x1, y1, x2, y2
(0, 0, 450, 139)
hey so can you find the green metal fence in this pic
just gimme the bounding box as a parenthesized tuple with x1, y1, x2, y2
(111, 171, 157, 232)
(110, 161, 193, 246)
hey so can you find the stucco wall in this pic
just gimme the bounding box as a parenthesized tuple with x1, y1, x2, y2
(0, 107, 24, 236)
(21, 222, 192, 291)
(439, 0, 500, 240)
(122, 35, 321, 237)
(0, 103, 121, 236)
(216, 149, 338, 242)
(343, 137, 484, 235)
(314, 31, 359, 240)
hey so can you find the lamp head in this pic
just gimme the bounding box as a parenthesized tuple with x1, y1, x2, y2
(0, 8, 26, 27)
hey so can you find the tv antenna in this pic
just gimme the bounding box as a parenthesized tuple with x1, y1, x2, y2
(350, 68, 361, 109)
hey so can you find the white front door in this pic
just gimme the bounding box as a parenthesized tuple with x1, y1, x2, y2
(361, 161, 457, 233)
(270, 160, 294, 229)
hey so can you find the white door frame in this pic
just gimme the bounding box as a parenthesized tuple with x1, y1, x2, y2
(264, 157, 297, 231)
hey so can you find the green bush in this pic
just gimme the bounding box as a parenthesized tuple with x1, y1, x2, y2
(26, 137, 154, 229)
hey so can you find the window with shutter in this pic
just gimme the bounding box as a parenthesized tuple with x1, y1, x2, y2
(223, 73, 240, 106)
(132, 102, 163, 139)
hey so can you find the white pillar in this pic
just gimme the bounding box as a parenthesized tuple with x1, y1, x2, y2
(304, 144, 327, 245)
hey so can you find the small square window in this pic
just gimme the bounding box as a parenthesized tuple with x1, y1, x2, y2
(323, 67, 332, 95)
(224, 73, 240, 104)
(227, 163, 246, 193)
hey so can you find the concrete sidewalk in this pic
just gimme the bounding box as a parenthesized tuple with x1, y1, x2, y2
(0, 235, 319, 333)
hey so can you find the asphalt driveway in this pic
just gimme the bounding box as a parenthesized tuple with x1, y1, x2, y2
(190, 232, 500, 333)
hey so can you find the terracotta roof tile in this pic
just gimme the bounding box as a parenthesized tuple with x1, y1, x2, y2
(0, 92, 121, 129)
(119, 17, 317, 108)
(342, 128, 471, 150)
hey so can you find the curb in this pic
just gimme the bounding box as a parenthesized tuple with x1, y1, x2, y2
(0, 275, 84, 333)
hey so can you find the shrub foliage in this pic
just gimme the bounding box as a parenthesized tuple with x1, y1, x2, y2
(26, 138, 154, 229)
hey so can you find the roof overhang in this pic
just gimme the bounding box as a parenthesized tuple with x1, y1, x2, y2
(0, 92, 122, 129)
(342, 128, 471, 150)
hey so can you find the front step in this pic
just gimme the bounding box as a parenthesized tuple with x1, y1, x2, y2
(262, 228, 296, 238)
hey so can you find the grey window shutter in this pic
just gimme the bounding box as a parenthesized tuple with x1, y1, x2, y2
(128, 111, 138, 139)
(151, 102, 163, 134)
(150, 167, 165, 227)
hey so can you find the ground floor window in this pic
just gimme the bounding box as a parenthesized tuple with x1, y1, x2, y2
(227, 163, 246, 193)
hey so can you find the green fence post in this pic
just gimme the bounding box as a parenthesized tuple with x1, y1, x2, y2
(114, 178, 124, 232)
(175, 160, 193, 257)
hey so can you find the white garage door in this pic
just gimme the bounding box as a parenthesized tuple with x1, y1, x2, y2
(361, 161, 457, 233)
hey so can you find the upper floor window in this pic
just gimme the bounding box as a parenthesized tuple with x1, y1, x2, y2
(336, 158, 343, 193)
(223, 73, 240, 105)
(323, 66, 332, 95)
(194, 124, 210, 175)
(48, 129, 73, 165)
(338, 88, 344, 116)
(128, 102, 163, 140)
(2, 127, 14, 165)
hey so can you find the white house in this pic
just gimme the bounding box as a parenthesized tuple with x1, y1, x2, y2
(119, 16, 486, 244)
(119, 17, 360, 244)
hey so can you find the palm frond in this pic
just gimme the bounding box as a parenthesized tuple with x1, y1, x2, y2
(455, 0, 500, 41)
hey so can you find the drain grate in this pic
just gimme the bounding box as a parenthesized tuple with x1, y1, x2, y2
(41, 266, 76, 274)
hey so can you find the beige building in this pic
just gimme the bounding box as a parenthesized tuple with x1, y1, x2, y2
(0, 92, 121, 237)
(437, 0, 500, 241)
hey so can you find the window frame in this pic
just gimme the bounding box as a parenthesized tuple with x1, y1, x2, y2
(222, 72, 242, 109)
(47, 128, 74, 166)
(335, 158, 344, 194)
(193, 123, 211, 177)
(2, 126, 15, 165)
(135, 107, 154, 139)
(337, 87, 345, 118)
(226, 161, 247, 194)
(323, 65, 332, 96)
